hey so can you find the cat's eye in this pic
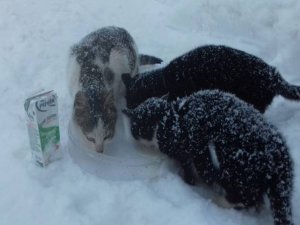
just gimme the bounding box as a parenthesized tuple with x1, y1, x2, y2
(86, 136, 96, 143)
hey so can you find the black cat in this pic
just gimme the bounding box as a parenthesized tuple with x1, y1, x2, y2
(123, 90, 294, 225)
(122, 45, 300, 112)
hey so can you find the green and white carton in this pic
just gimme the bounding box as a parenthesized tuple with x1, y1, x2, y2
(24, 90, 61, 166)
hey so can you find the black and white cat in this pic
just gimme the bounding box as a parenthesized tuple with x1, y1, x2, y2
(122, 45, 300, 112)
(68, 26, 162, 153)
(123, 90, 294, 225)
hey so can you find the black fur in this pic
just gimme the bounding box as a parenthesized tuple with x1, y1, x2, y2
(139, 54, 163, 65)
(123, 90, 294, 225)
(122, 45, 300, 112)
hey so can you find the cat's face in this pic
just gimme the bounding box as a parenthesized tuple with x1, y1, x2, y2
(123, 108, 156, 141)
(122, 98, 167, 142)
(73, 90, 117, 153)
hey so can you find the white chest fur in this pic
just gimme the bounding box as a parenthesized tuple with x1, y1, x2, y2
(138, 126, 159, 150)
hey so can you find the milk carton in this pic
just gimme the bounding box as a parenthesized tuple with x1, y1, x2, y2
(24, 90, 60, 166)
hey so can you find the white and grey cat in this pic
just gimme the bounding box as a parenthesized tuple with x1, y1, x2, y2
(67, 26, 162, 153)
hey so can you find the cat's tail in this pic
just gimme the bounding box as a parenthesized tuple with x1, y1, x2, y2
(278, 82, 300, 101)
(139, 54, 163, 65)
(277, 71, 300, 101)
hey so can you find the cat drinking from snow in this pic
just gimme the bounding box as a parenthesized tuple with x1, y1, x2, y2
(123, 90, 294, 225)
(68, 26, 162, 153)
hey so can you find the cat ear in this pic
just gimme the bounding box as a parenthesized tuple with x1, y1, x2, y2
(74, 91, 88, 109)
(161, 93, 170, 101)
(122, 73, 133, 88)
(122, 109, 133, 118)
(73, 91, 93, 132)
(103, 90, 114, 109)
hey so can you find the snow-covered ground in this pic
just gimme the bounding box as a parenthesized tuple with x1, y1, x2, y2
(1, 0, 300, 224)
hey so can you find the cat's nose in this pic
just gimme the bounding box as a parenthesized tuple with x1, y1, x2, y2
(96, 143, 104, 153)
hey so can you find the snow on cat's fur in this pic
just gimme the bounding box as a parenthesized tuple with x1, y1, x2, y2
(123, 90, 294, 225)
(67, 26, 161, 153)
(122, 45, 300, 113)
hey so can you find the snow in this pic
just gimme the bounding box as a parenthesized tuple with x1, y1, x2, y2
(0, 0, 300, 225)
